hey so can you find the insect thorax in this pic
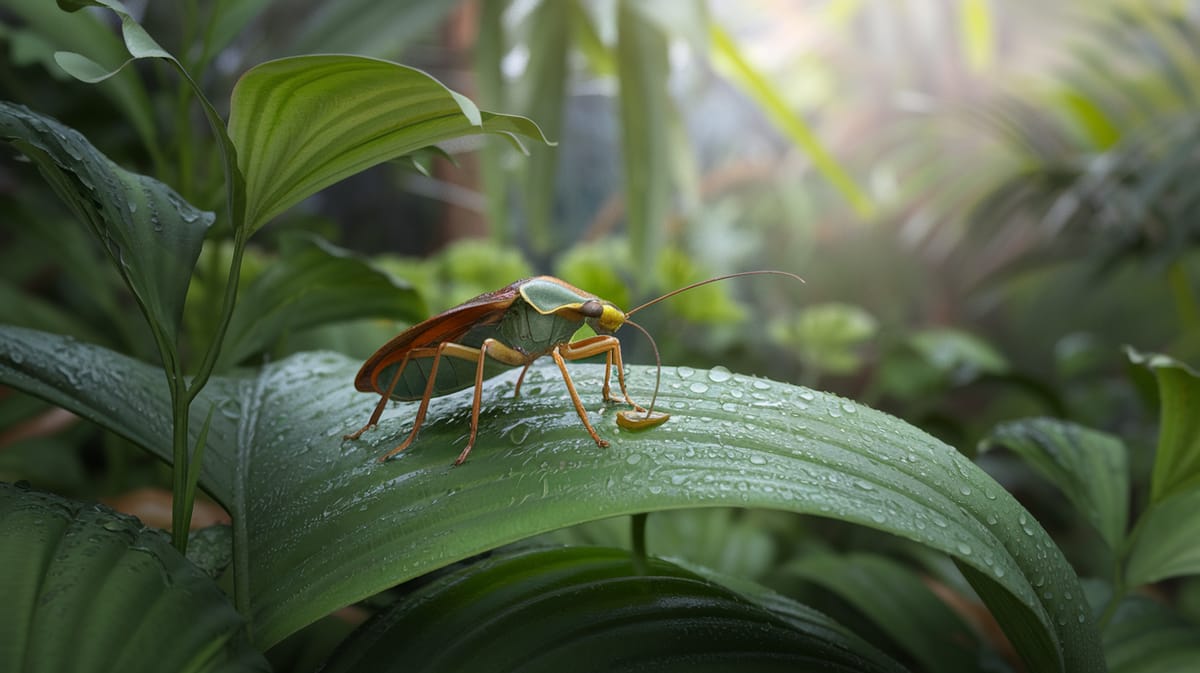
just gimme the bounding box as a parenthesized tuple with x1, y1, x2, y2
(495, 297, 582, 355)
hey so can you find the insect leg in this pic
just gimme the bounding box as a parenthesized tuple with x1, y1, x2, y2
(377, 344, 451, 462)
(344, 350, 414, 440)
(454, 339, 531, 464)
(512, 363, 533, 398)
(560, 335, 644, 411)
(550, 346, 609, 448)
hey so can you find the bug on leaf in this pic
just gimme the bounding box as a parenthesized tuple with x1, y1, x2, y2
(344, 271, 803, 465)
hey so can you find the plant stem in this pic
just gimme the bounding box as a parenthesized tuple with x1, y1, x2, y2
(630, 512, 648, 575)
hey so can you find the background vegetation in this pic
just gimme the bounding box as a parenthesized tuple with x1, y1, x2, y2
(1, 0, 1198, 671)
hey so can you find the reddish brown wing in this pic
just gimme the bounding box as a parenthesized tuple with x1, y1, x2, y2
(353, 279, 530, 393)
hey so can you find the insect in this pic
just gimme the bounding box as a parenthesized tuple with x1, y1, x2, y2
(344, 271, 802, 465)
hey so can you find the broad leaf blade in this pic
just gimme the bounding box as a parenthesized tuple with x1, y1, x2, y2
(0, 326, 1105, 671)
(319, 546, 908, 673)
(0, 482, 266, 673)
(228, 54, 550, 231)
(982, 418, 1130, 548)
(0, 102, 213, 341)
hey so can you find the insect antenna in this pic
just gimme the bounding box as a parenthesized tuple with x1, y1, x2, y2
(623, 318, 663, 418)
(624, 268, 801, 419)
(624, 270, 805, 318)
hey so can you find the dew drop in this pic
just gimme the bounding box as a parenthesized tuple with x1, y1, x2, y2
(959, 485, 973, 496)
(798, 390, 815, 401)
(752, 379, 771, 391)
(707, 366, 732, 383)
(840, 401, 857, 414)
(956, 542, 973, 555)
(677, 366, 696, 379)
(626, 454, 642, 465)
(749, 455, 767, 466)
(689, 381, 709, 394)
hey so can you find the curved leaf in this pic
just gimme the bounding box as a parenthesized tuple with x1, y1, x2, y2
(982, 418, 1129, 549)
(227, 54, 550, 231)
(319, 546, 907, 673)
(0, 326, 1104, 671)
(0, 482, 266, 673)
(0, 102, 213, 340)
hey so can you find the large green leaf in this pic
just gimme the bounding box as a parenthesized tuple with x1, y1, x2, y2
(982, 418, 1129, 549)
(318, 546, 907, 673)
(227, 54, 550, 232)
(216, 235, 425, 370)
(0, 101, 213, 341)
(0, 482, 266, 673)
(0, 325, 1104, 671)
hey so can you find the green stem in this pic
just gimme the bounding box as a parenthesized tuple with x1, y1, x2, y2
(186, 227, 248, 402)
(630, 512, 648, 575)
(1167, 261, 1200, 337)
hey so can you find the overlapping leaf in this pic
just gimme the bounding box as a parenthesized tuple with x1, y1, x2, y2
(0, 483, 265, 673)
(982, 418, 1129, 548)
(0, 102, 213, 340)
(228, 54, 550, 231)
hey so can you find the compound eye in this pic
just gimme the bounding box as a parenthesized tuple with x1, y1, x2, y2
(579, 300, 604, 318)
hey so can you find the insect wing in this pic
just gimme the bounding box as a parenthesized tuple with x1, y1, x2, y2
(353, 281, 524, 393)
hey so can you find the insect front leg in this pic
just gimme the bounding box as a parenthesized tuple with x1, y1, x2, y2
(559, 335, 644, 412)
(550, 345, 610, 449)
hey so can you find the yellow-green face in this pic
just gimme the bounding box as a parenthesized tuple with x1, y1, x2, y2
(581, 299, 625, 334)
